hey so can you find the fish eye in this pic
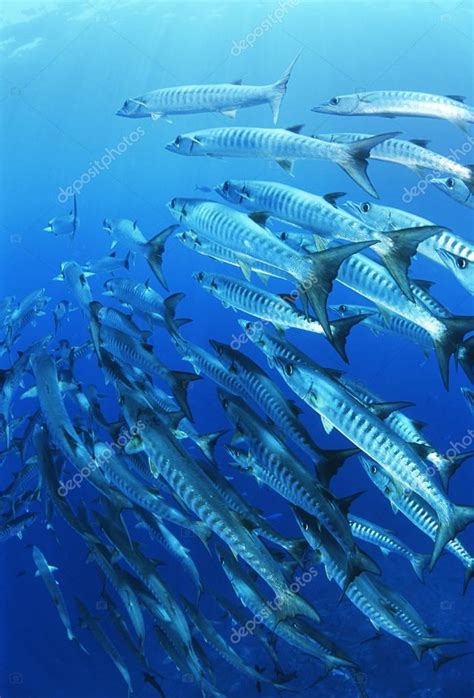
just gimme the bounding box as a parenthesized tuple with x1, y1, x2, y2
(370, 465, 377, 474)
(329, 97, 339, 106)
(170, 198, 176, 209)
(339, 304, 347, 313)
(446, 178, 455, 188)
(245, 322, 252, 331)
(196, 272, 204, 281)
(456, 257, 468, 269)
(217, 346, 223, 355)
(222, 398, 229, 408)
(285, 363, 294, 376)
(361, 202, 371, 213)
(303, 522, 309, 531)
(280, 232, 288, 241)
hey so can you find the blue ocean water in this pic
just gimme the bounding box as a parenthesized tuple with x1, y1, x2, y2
(0, 1, 473, 697)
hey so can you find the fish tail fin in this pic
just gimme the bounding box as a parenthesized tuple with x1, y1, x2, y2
(279, 590, 321, 623)
(346, 549, 381, 586)
(163, 292, 186, 337)
(410, 635, 465, 661)
(168, 370, 202, 422)
(269, 53, 300, 124)
(329, 312, 373, 363)
(463, 561, 474, 595)
(431, 504, 474, 569)
(410, 552, 431, 583)
(285, 538, 308, 566)
(196, 428, 228, 461)
(378, 225, 445, 300)
(315, 447, 359, 488)
(442, 450, 474, 491)
(304, 240, 377, 341)
(337, 131, 401, 197)
(145, 224, 179, 290)
(191, 521, 212, 552)
(433, 315, 474, 389)
(433, 650, 472, 672)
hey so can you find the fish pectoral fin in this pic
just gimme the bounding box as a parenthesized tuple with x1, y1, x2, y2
(390, 501, 399, 514)
(220, 109, 237, 119)
(238, 261, 252, 281)
(320, 415, 334, 434)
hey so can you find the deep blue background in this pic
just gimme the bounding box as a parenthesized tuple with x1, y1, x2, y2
(0, 1, 473, 697)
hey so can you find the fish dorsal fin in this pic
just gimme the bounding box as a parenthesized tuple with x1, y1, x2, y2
(370, 400, 414, 420)
(446, 94, 466, 103)
(238, 261, 251, 281)
(410, 139, 430, 148)
(337, 490, 364, 515)
(285, 124, 304, 134)
(323, 192, 346, 206)
(248, 211, 269, 226)
(133, 220, 138, 229)
(321, 415, 334, 434)
(144, 279, 151, 290)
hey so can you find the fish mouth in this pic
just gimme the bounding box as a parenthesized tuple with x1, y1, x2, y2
(165, 142, 175, 152)
(311, 103, 331, 113)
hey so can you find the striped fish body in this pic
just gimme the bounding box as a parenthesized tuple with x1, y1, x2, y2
(274, 358, 453, 526)
(433, 176, 474, 209)
(175, 338, 244, 394)
(98, 325, 168, 380)
(196, 271, 324, 333)
(168, 198, 310, 283)
(317, 132, 473, 182)
(103, 277, 166, 321)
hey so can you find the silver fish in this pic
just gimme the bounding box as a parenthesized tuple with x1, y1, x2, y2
(44, 194, 79, 238)
(432, 176, 474, 209)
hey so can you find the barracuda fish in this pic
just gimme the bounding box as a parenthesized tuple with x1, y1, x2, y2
(255, 336, 474, 567)
(348, 514, 430, 582)
(116, 55, 298, 123)
(83, 250, 133, 274)
(209, 338, 357, 467)
(172, 334, 245, 395)
(76, 598, 133, 696)
(361, 456, 474, 593)
(432, 176, 474, 209)
(0, 512, 37, 541)
(293, 507, 462, 659)
(339, 371, 474, 492)
(176, 228, 288, 282)
(344, 199, 474, 295)
(219, 390, 380, 587)
(168, 197, 374, 340)
(102, 218, 178, 289)
(4, 289, 50, 343)
(83, 532, 146, 649)
(121, 396, 320, 623)
(135, 509, 202, 594)
(32, 546, 81, 644)
(166, 126, 401, 197)
(52, 300, 75, 334)
(0, 459, 39, 515)
(331, 301, 433, 355)
(197, 455, 307, 562)
(97, 323, 199, 420)
(44, 194, 79, 238)
(55, 339, 93, 369)
(54, 261, 93, 313)
(103, 277, 189, 330)
(315, 132, 474, 182)
(216, 179, 441, 300)
(94, 501, 193, 638)
(334, 252, 474, 388)
(90, 301, 152, 343)
(312, 91, 474, 133)
(194, 270, 367, 362)
(215, 543, 361, 681)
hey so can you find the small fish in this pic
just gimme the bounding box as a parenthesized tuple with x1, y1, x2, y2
(44, 194, 79, 238)
(0, 512, 37, 541)
(53, 300, 75, 334)
(312, 91, 474, 133)
(83, 251, 133, 274)
(116, 55, 299, 124)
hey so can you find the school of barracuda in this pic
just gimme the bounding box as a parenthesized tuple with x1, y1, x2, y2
(1, 57, 474, 697)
